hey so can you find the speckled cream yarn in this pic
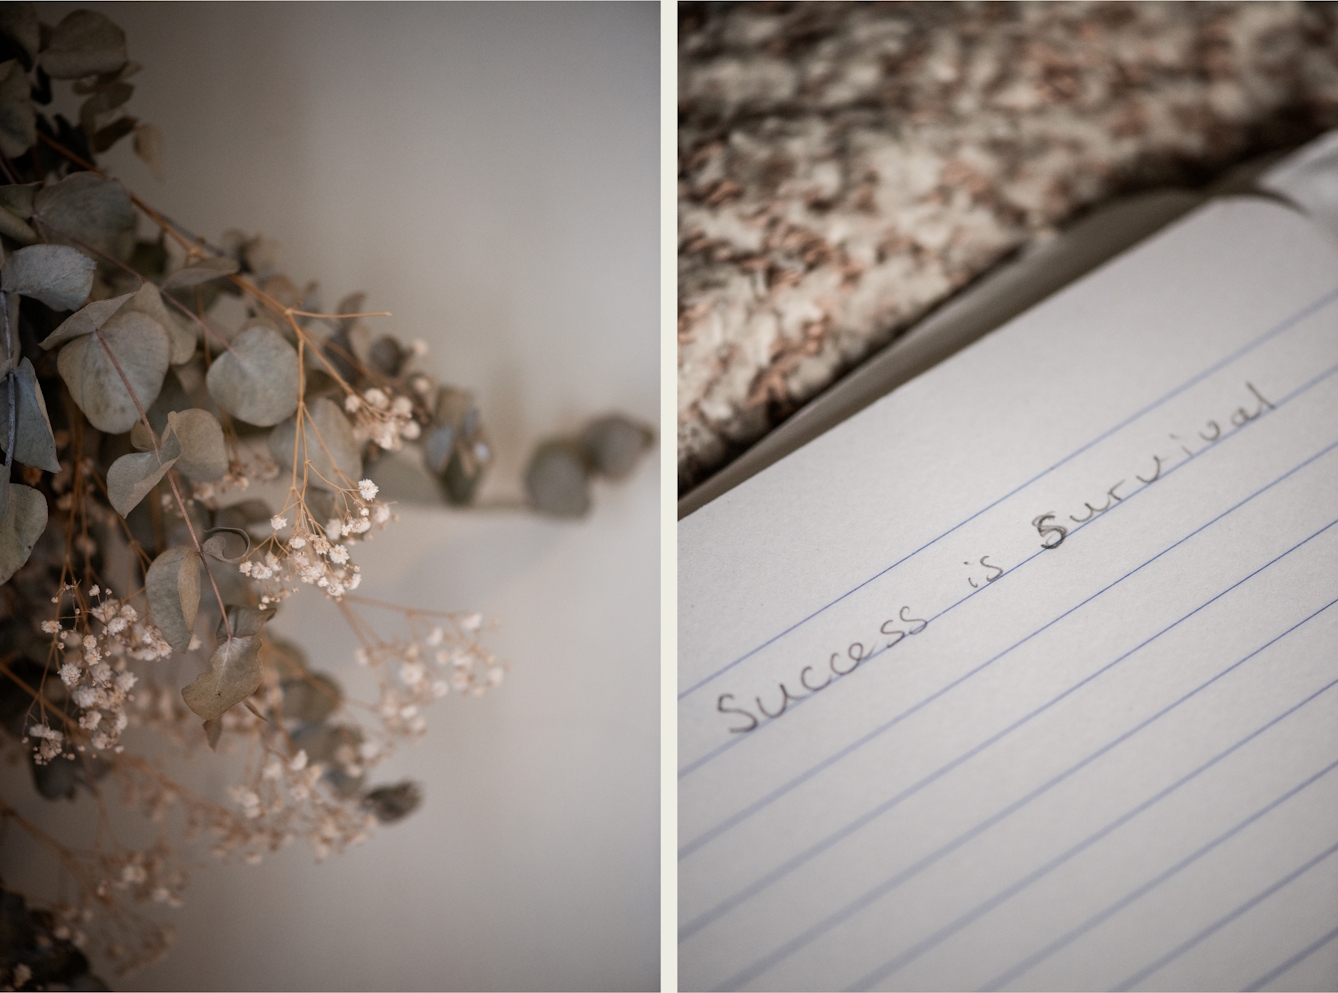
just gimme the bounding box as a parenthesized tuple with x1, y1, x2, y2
(678, 1, 1338, 493)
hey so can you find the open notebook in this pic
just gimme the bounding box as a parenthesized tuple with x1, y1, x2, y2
(678, 140, 1338, 991)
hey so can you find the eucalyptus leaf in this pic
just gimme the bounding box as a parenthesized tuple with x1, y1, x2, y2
(524, 440, 590, 517)
(164, 408, 226, 481)
(133, 122, 164, 182)
(0, 182, 38, 219)
(114, 280, 195, 365)
(219, 604, 268, 640)
(78, 81, 132, 135)
(0, 483, 45, 585)
(90, 115, 137, 154)
(362, 781, 422, 824)
(41, 10, 127, 80)
(1, 244, 95, 311)
(201, 527, 248, 563)
(0, 358, 60, 472)
(0, 205, 35, 245)
(34, 172, 137, 261)
(0, 59, 33, 159)
(181, 632, 263, 721)
(40, 292, 133, 349)
(0, 4, 39, 65)
(57, 309, 169, 434)
(268, 397, 361, 491)
(579, 414, 651, 480)
(105, 428, 180, 517)
(422, 422, 455, 474)
(144, 366, 189, 435)
(144, 544, 199, 652)
(281, 672, 341, 725)
(162, 256, 238, 289)
(205, 325, 298, 426)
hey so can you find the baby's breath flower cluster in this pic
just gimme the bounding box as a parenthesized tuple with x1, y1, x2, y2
(26, 587, 170, 763)
(356, 614, 505, 739)
(346, 385, 424, 451)
(240, 479, 394, 605)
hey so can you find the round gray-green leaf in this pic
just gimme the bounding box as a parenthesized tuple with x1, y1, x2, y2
(0, 358, 60, 472)
(524, 440, 591, 517)
(34, 172, 136, 261)
(268, 397, 361, 491)
(0, 205, 34, 245)
(1, 244, 95, 311)
(0, 483, 45, 585)
(164, 408, 226, 481)
(57, 310, 170, 434)
(206, 325, 299, 426)
(281, 672, 342, 725)
(579, 414, 652, 480)
(0, 59, 34, 159)
(0, 182, 39, 220)
(181, 633, 263, 721)
(105, 429, 181, 517)
(201, 527, 248, 563)
(41, 10, 127, 79)
(162, 256, 238, 289)
(40, 292, 133, 350)
(145, 545, 200, 652)
(362, 781, 422, 824)
(115, 281, 194, 365)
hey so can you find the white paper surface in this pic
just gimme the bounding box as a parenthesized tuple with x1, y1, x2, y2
(678, 196, 1338, 991)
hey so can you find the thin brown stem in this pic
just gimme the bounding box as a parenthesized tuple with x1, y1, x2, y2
(91, 329, 232, 641)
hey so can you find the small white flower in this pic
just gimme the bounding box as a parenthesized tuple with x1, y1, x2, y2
(41, 619, 61, 634)
(289, 535, 306, 549)
(425, 626, 444, 647)
(399, 661, 426, 686)
(390, 396, 413, 416)
(59, 663, 81, 686)
(290, 749, 308, 771)
(363, 387, 389, 409)
(462, 613, 482, 633)
(344, 393, 361, 413)
(400, 420, 421, 440)
(358, 479, 379, 500)
(326, 517, 343, 541)
(329, 545, 349, 564)
(270, 514, 289, 531)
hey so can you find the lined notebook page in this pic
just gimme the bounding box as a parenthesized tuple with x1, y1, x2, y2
(678, 196, 1338, 992)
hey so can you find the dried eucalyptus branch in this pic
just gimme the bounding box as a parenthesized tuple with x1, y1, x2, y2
(0, 4, 653, 986)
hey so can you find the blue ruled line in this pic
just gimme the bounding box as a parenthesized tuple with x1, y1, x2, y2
(843, 602, 1338, 992)
(1105, 839, 1338, 992)
(708, 585, 1338, 990)
(1244, 922, 1338, 992)
(679, 358, 1338, 783)
(680, 284, 1338, 702)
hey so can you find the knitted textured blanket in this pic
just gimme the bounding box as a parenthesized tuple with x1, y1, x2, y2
(678, 1, 1338, 494)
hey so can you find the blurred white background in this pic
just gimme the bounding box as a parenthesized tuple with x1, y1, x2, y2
(13, 3, 660, 990)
